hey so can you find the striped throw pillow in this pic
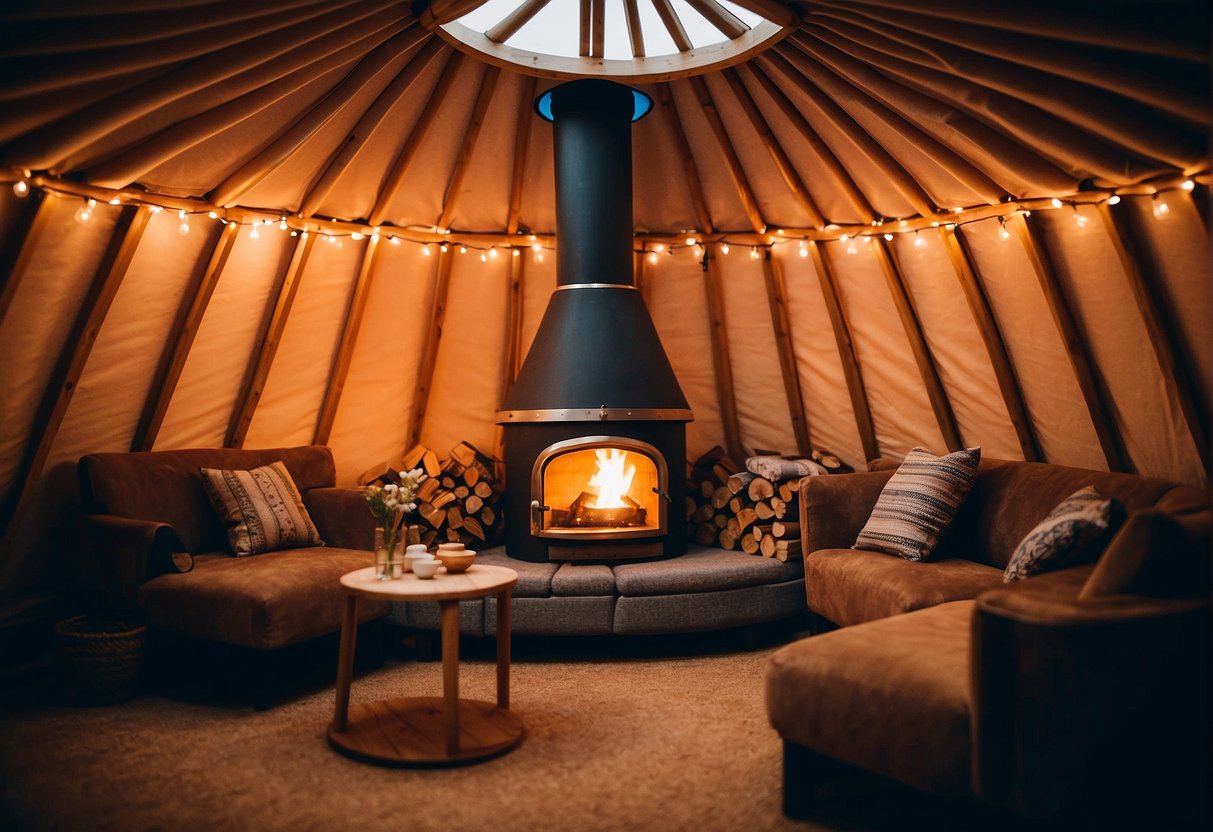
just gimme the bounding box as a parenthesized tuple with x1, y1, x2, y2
(1004, 486, 1125, 582)
(853, 446, 981, 561)
(200, 461, 323, 556)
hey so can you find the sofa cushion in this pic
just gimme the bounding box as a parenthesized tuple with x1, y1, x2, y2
(137, 547, 389, 650)
(476, 549, 558, 597)
(79, 446, 337, 554)
(552, 562, 614, 596)
(806, 548, 1003, 626)
(1081, 510, 1210, 599)
(1003, 487, 1125, 582)
(612, 545, 802, 597)
(200, 461, 324, 556)
(766, 600, 976, 797)
(853, 446, 981, 561)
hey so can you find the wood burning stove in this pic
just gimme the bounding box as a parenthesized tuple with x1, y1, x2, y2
(498, 79, 692, 563)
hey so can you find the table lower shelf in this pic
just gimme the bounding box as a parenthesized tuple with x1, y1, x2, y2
(328, 697, 524, 766)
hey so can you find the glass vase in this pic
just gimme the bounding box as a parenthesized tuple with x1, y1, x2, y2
(374, 527, 403, 580)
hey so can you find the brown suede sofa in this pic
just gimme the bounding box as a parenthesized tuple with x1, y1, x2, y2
(766, 458, 1211, 824)
(76, 445, 389, 705)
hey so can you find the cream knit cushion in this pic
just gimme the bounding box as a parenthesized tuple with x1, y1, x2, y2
(1004, 486, 1124, 582)
(853, 446, 981, 561)
(200, 461, 323, 556)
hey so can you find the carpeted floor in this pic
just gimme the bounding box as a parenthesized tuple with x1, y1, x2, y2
(1, 627, 1001, 832)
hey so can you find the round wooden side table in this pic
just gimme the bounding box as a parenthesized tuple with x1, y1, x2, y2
(327, 564, 522, 766)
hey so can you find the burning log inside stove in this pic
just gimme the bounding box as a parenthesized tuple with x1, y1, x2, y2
(551, 492, 648, 528)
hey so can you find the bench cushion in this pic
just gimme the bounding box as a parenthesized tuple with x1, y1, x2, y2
(137, 547, 388, 650)
(613, 545, 802, 596)
(806, 548, 1002, 626)
(767, 600, 975, 797)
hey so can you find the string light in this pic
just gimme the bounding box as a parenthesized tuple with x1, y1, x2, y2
(439, 243, 449, 253)
(178, 209, 190, 236)
(1051, 198, 1064, 209)
(350, 232, 364, 241)
(512, 248, 520, 257)
(1107, 194, 1121, 205)
(845, 238, 858, 255)
(914, 230, 926, 249)
(883, 233, 893, 241)
(719, 243, 729, 255)
(1152, 194, 1170, 220)
(279, 215, 288, 231)
(390, 236, 401, 246)
(459, 245, 467, 254)
(422, 243, 432, 255)
(12, 179, 29, 197)
(208, 211, 219, 219)
(798, 240, 808, 258)
(749, 247, 760, 260)
(647, 250, 658, 265)
(489, 246, 498, 258)
(75, 198, 96, 223)
(684, 236, 697, 246)
(997, 218, 1011, 241)
(250, 226, 260, 240)
(480, 251, 488, 262)
(108, 197, 121, 205)
(1071, 205, 1088, 228)
(1182, 178, 1195, 192)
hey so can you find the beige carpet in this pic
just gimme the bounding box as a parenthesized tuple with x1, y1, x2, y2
(1, 633, 993, 832)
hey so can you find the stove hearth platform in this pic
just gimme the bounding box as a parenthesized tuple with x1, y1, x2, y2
(391, 545, 807, 637)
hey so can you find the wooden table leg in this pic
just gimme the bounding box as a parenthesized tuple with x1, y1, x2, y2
(496, 589, 510, 709)
(332, 594, 359, 731)
(440, 599, 460, 756)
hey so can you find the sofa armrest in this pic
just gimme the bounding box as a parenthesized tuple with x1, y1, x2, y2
(77, 514, 184, 612)
(971, 586, 1210, 821)
(798, 470, 895, 555)
(303, 487, 375, 550)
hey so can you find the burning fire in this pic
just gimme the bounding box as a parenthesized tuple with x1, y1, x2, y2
(588, 448, 636, 509)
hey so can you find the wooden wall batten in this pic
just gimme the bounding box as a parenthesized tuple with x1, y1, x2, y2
(406, 247, 454, 449)
(133, 220, 238, 451)
(314, 235, 383, 446)
(1012, 212, 1132, 472)
(1099, 200, 1209, 471)
(0, 205, 151, 547)
(872, 235, 963, 452)
(703, 250, 745, 463)
(227, 233, 315, 448)
(761, 250, 811, 454)
(0, 190, 54, 331)
(944, 225, 1041, 461)
(806, 240, 878, 461)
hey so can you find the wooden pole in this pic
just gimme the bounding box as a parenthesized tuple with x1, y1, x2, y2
(368, 52, 466, 227)
(1011, 212, 1131, 472)
(807, 240, 878, 461)
(703, 250, 745, 464)
(651, 0, 693, 51)
(0, 190, 54, 330)
(1099, 201, 1209, 471)
(495, 251, 525, 457)
(313, 235, 383, 446)
(506, 76, 538, 236)
(761, 250, 811, 455)
(720, 68, 824, 228)
(227, 232, 315, 447)
(872, 235, 963, 451)
(623, 0, 646, 57)
(943, 225, 1041, 461)
(0, 205, 151, 546)
(686, 75, 767, 234)
(133, 220, 239, 451)
(406, 248, 454, 450)
(435, 65, 502, 232)
(656, 82, 714, 234)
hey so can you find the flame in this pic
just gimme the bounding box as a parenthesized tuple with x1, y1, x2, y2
(588, 448, 636, 509)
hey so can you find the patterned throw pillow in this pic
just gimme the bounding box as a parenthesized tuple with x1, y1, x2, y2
(200, 461, 323, 556)
(853, 446, 981, 561)
(1003, 486, 1125, 582)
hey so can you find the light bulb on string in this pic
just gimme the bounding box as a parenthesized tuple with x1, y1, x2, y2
(12, 179, 29, 197)
(512, 248, 520, 257)
(439, 243, 449, 253)
(489, 246, 498, 258)
(422, 243, 432, 255)
(108, 197, 121, 205)
(749, 247, 760, 260)
(250, 226, 260, 240)
(997, 218, 1011, 242)
(75, 198, 96, 223)
(798, 240, 808, 258)
(914, 231, 927, 249)
(390, 236, 400, 246)
(535, 251, 545, 263)
(1051, 198, 1064, 209)
(647, 250, 658, 265)
(845, 239, 858, 256)
(1071, 206, 1088, 228)
(654, 243, 665, 254)
(480, 252, 488, 263)
(1107, 194, 1121, 205)
(279, 216, 288, 231)
(351, 232, 364, 241)
(178, 210, 190, 236)
(883, 233, 893, 241)
(459, 245, 467, 254)
(1182, 178, 1195, 192)
(208, 211, 219, 219)
(720, 242, 729, 255)
(1152, 194, 1170, 220)
(685, 236, 697, 246)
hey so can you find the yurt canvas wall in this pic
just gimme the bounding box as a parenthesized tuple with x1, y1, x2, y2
(0, 0, 1208, 630)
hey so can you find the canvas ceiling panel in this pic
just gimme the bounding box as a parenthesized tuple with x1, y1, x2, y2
(647, 255, 723, 461)
(442, 71, 524, 232)
(715, 251, 798, 455)
(892, 233, 1023, 459)
(309, 50, 451, 223)
(49, 211, 214, 469)
(242, 236, 360, 449)
(234, 43, 420, 216)
(667, 81, 749, 232)
(518, 249, 557, 363)
(374, 61, 489, 229)
(1122, 193, 1211, 406)
(155, 229, 293, 450)
(518, 82, 557, 235)
(632, 85, 698, 235)
(827, 242, 943, 455)
(960, 218, 1106, 470)
(1039, 208, 1203, 485)
(417, 255, 509, 457)
(0, 67, 168, 146)
(701, 74, 809, 231)
(773, 247, 866, 468)
(0, 199, 119, 503)
(326, 241, 435, 486)
(138, 63, 349, 198)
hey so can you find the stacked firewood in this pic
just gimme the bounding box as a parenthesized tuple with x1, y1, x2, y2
(685, 446, 852, 561)
(360, 441, 504, 549)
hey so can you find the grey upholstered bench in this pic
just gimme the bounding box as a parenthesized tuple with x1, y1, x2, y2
(392, 545, 807, 636)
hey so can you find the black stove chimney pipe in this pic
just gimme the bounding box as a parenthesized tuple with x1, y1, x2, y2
(547, 80, 636, 286)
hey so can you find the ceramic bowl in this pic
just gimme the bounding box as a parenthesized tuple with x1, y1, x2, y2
(437, 542, 465, 551)
(411, 557, 441, 579)
(436, 549, 476, 573)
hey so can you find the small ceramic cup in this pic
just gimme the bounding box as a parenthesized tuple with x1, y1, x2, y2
(411, 557, 440, 579)
(403, 544, 429, 573)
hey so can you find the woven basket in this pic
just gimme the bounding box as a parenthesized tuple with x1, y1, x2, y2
(53, 615, 146, 705)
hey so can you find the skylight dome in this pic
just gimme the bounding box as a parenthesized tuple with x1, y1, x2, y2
(427, 0, 797, 81)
